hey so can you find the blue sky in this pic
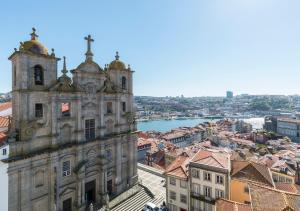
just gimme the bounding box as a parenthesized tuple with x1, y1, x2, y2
(1, 0, 300, 97)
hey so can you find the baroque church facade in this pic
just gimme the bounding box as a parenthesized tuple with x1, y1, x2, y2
(6, 28, 138, 211)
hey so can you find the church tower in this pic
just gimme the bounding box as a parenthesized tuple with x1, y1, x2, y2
(9, 28, 59, 142)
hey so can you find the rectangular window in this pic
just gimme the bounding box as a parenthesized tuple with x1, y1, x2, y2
(170, 177, 176, 186)
(204, 171, 211, 181)
(170, 191, 176, 200)
(122, 102, 126, 112)
(192, 169, 199, 178)
(244, 186, 249, 193)
(215, 189, 224, 198)
(192, 199, 200, 209)
(169, 204, 177, 211)
(192, 183, 200, 195)
(62, 161, 71, 177)
(180, 180, 187, 188)
(204, 186, 212, 198)
(85, 119, 95, 140)
(216, 175, 224, 185)
(107, 102, 113, 114)
(61, 102, 70, 117)
(35, 103, 43, 118)
(180, 194, 187, 204)
(2, 148, 6, 155)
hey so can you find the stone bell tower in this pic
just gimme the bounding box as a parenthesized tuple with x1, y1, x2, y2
(9, 28, 59, 140)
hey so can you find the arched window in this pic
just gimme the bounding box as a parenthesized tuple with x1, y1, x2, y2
(34, 65, 44, 85)
(121, 76, 126, 90)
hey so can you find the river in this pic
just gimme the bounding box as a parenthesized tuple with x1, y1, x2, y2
(137, 117, 264, 132)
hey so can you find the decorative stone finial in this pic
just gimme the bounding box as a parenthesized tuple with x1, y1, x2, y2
(84, 35, 94, 62)
(115, 51, 119, 60)
(128, 64, 131, 70)
(62, 56, 68, 75)
(30, 27, 38, 40)
(19, 42, 24, 51)
(51, 48, 55, 57)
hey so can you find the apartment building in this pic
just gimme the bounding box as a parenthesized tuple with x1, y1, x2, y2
(166, 149, 231, 211)
(165, 156, 190, 211)
(189, 150, 231, 211)
(277, 118, 300, 142)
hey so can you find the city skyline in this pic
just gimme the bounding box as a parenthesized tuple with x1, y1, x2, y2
(1, 0, 300, 97)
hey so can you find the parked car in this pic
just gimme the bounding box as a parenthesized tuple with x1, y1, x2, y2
(142, 202, 162, 211)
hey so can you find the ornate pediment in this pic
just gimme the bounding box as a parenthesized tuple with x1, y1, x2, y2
(49, 77, 77, 92)
(82, 102, 97, 110)
(59, 187, 76, 197)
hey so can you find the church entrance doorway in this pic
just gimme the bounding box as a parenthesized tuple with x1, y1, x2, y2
(107, 179, 113, 196)
(63, 198, 72, 211)
(85, 180, 96, 207)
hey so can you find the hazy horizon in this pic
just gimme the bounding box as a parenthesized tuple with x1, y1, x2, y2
(1, 0, 300, 96)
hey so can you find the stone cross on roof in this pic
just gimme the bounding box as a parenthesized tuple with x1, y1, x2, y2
(115, 51, 119, 60)
(84, 34, 94, 61)
(30, 27, 38, 40)
(62, 56, 68, 75)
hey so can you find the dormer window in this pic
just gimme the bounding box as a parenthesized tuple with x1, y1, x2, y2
(34, 65, 44, 85)
(121, 76, 126, 90)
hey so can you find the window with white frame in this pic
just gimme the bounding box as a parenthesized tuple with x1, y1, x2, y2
(204, 202, 212, 211)
(215, 189, 224, 198)
(170, 191, 176, 200)
(192, 183, 200, 195)
(169, 204, 177, 211)
(192, 169, 199, 178)
(204, 186, 212, 198)
(180, 194, 187, 204)
(180, 180, 187, 188)
(170, 177, 176, 186)
(192, 199, 200, 209)
(204, 171, 211, 181)
(62, 160, 71, 177)
(216, 174, 224, 185)
(2, 148, 6, 155)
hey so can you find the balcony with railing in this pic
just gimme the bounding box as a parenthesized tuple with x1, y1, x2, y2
(190, 191, 215, 204)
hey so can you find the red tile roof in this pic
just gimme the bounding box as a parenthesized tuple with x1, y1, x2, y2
(0, 132, 7, 142)
(0, 116, 9, 128)
(249, 183, 300, 211)
(215, 198, 251, 211)
(231, 160, 274, 187)
(165, 156, 190, 179)
(275, 183, 298, 194)
(0, 102, 12, 112)
(191, 150, 230, 169)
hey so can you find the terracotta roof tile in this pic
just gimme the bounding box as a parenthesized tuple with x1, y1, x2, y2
(0, 132, 7, 142)
(216, 198, 251, 211)
(166, 156, 190, 179)
(249, 183, 300, 211)
(231, 160, 274, 187)
(275, 183, 298, 194)
(0, 116, 9, 128)
(0, 102, 12, 112)
(191, 150, 230, 169)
